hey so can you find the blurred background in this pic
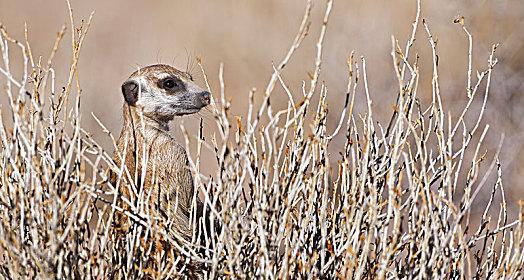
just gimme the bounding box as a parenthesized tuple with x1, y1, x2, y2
(1, 0, 523, 215)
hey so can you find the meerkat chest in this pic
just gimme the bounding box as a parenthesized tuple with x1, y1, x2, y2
(147, 131, 188, 171)
(116, 129, 188, 182)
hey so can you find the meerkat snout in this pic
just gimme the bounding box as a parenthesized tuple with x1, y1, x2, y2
(121, 64, 211, 124)
(197, 91, 211, 107)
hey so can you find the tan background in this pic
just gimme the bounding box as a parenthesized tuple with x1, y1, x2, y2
(1, 0, 523, 214)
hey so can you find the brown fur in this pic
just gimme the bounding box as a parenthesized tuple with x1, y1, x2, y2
(115, 106, 194, 239)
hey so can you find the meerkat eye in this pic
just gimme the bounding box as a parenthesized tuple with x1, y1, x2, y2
(163, 78, 177, 90)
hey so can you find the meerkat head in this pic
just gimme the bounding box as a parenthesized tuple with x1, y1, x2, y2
(121, 64, 211, 124)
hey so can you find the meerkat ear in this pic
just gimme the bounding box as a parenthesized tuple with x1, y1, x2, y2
(121, 80, 139, 105)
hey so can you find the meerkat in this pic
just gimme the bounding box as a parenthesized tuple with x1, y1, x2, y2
(113, 64, 210, 250)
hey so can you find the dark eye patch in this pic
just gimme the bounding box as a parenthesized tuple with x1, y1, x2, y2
(158, 76, 185, 93)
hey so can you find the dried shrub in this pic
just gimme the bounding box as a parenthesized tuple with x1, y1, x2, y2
(0, 0, 522, 279)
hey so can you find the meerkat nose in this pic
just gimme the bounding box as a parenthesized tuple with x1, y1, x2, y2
(199, 91, 211, 106)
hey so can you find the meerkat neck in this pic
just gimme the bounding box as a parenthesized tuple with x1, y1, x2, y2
(122, 104, 170, 133)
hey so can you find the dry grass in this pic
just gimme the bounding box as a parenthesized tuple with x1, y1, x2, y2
(0, 0, 523, 278)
